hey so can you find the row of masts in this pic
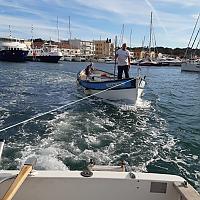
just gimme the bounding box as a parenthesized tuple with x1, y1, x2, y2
(119, 12, 157, 54)
(8, 13, 155, 53)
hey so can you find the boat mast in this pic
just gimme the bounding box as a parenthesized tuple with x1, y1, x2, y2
(148, 12, 153, 58)
(152, 27, 158, 55)
(68, 16, 72, 41)
(142, 36, 146, 50)
(130, 28, 132, 49)
(57, 16, 60, 48)
(68, 16, 72, 55)
(193, 37, 200, 57)
(31, 25, 34, 49)
(114, 35, 117, 79)
(184, 13, 200, 58)
(119, 24, 124, 47)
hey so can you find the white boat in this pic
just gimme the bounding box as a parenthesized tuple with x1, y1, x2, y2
(97, 58, 105, 63)
(27, 43, 63, 63)
(77, 64, 145, 104)
(64, 55, 75, 61)
(0, 155, 199, 200)
(73, 56, 86, 62)
(158, 57, 182, 66)
(181, 61, 200, 72)
(0, 37, 28, 62)
(105, 58, 116, 64)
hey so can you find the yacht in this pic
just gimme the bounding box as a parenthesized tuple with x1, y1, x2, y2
(158, 57, 182, 66)
(0, 37, 28, 62)
(27, 43, 63, 63)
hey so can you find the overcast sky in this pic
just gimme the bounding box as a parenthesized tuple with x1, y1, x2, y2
(0, 0, 199, 48)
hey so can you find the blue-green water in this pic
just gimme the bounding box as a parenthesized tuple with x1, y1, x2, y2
(0, 61, 199, 191)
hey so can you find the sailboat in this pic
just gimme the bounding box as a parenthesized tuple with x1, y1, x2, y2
(139, 12, 160, 67)
(0, 143, 199, 200)
(181, 13, 200, 72)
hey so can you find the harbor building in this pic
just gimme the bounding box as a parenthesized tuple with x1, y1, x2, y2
(94, 39, 114, 59)
(80, 40, 95, 59)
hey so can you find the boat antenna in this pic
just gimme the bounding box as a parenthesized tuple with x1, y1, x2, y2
(114, 35, 118, 79)
(149, 12, 153, 58)
(9, 25, 11, 38)
(184, 13, 200, 58)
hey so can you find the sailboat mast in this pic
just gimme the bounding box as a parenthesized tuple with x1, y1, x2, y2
(184, 13, 200, 58)
(57, 16, 60, 43)
(68, 16, 72, 40)
(119, 24, 124, 47)
(142, 36, 146, 50)
(9, 25, 11, 38)
(31, 25, 34, 49)
(130, 29, 132, 49)
(114, 35, 118, 79)
(149, 12, 153, 56)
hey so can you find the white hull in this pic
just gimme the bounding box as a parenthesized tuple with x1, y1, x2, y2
(78, 66, 146, 105)
(73, 57, 86, 62)
(0, 170, 199, 200)
(181, 63, 200, 72)
(84, 79, 145, 104)
(64, 56, 74, 61)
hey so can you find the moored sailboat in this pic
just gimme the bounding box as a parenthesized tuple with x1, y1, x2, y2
(181, 13, 200, 72)
(181, 61, 200, 72)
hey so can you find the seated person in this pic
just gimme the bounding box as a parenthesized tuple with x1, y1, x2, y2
(85, 63, 94, 77)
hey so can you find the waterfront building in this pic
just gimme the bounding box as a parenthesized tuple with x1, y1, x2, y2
(94, 39, 114, 59)
(80, 40, 94, 59)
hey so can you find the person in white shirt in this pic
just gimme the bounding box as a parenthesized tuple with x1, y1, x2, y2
(115, 43, 131, 79)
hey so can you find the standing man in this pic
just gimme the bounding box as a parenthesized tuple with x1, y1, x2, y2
(115, 43, 131, 79)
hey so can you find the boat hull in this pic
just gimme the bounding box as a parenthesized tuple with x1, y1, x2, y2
(181, 63, 200, 72)
(0, 50, 28, 62)
(0, 170, 193, 200)
(26, 56, 62, 63)
(84, 80, 145, 104)
(77, 68, 145, 104)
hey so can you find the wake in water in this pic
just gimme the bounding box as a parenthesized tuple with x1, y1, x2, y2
(13, 97, 174, 175)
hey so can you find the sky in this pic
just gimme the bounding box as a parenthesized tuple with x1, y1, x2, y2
(0, 0, 199, 48)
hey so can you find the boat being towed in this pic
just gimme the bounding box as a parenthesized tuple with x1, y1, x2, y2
(77, 64, 146, 104)
(0, 154, 199, 200)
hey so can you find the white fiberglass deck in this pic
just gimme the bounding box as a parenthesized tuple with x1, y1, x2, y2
(1, 170, 199, 200)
